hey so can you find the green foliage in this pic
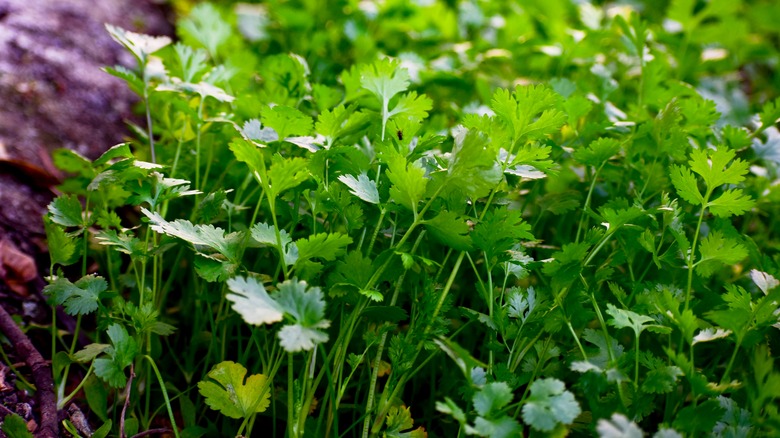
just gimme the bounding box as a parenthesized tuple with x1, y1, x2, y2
(37, 1, 780, 437)
(197, 361, 271, 419)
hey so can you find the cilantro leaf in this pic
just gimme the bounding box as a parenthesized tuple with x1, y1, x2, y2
(94, 324, 138, 388)
(707, 189, 754, 218)
(573, 137, 621, 167)
(696, 230, 747, 277)
(750, 269, 779, 295)
(260, 105, 313, 140)
(473, 382, 514, 417)
(689, 148, 749, 189)
(597, 413, 644, 438)
(295, 232, 352, 265)
(48, 195, 84, 228)
(274, 279, 331, 352)
(491, 85, 566, 144)
(338, 172, 380, 204)
(384, 406, 427, 438)
(670, 165, 704, 205)
(197, 361, 271, 419)
(1, 413, 33, 438)
(423, 210, 473, 251)
(44, 219, 78, 266)
(44, 275, 108, 316)
(522, 378, 581, 432)
(759, 97, 780, 129)
(606, 304, 670, 337)
(384, 149, 428, 213)
(142, 208, 242, 260)
(105, 24, 171, 65)
(267, 155, 310, 196)
(361, 59, 409, 109)
(178, 3, 230, 59)
(439, 127, 502, 201)
(472, 207, 533, 266)
(226, 276, 284, 326)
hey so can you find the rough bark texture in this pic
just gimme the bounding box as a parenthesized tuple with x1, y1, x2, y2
(0, 0, 171, 434)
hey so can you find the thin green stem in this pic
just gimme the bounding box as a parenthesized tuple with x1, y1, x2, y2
(684, 199, 709, 311)
(142, 355, 180, 438)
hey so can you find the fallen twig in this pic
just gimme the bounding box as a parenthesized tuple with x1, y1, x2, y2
(0, 305, 58, 437)
(131, 428, 174, 438)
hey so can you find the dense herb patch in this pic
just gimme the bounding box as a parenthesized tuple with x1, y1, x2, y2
(36, 1, 780, 436)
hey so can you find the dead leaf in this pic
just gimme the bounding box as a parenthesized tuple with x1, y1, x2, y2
(0, 239, 38, 296)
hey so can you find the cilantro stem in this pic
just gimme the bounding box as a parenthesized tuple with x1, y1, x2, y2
(577, 162, 605, 244)
(361, 232, 423, 438)
(142, 355, 180, 438)
(143, 85, 156, 164)
(288, 352, 296, 438)
(194, 99, 205, 195)
(684, 198, 709, 311)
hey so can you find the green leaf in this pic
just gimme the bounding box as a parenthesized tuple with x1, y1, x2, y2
(267, 155, 310, 196)
(423, 210, 473, 251)
(197, 361, 271, 419)
(260, 105, 313, 140)
(142, 208, 242, 259)
(229, 138, 267, 179)
(573, 137, 621, 166)
(542, 242, 591, 290)
(44, 275, 108, 316)
(384, 406, 427, 438)
(707, 189, 754, 218)
(295, 232, 352, 264)
(105, 24, 171, 64)
(386, 90, 432, 122)
(226, 276, 284, 325)
(44, 219, 78, 266)
(491, 85, 565, 144)
(171, 42, 209, 83)
(442, 128, 502, 200)
(73, 343, 111, 363)
(470, 417, 522, 438)
(670, 165, 703, 206)
(522, 378, 581, 432)
(696, 231, 747, 277)
(94, 143, 134, 167)
(384, 149, 428, 213)
(316, 104, 353, 142)
(338, 172, 380, 204)
(597, 413, 644, 438)
(274, 279, 331, 352)
(759, 97, 780, 129)
(641, 354, 684, 394)
(52, 148, 94, 177)
(361, 58, 410, 111)
(689, 148, 750, 189)
(1, 413, 33, 438)
(94, 230, 144, 257)
(606, 303, 670, 337)
(436, 397, 467, 424)
(750, 269, 779, 295)
(48, 195, 84, 228)
(94, 324, 139, 388)
(473, 382, 514, 417)
(104, 65, 144, 95)
(178, 3, 231, 58)
(673, 399, 723, 434)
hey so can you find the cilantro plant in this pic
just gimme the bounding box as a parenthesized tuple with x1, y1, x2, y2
(36, 1, 780, 437)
